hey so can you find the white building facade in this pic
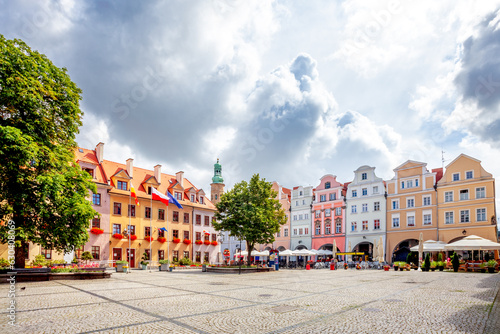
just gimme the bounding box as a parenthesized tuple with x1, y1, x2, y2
(345, 165, 387, 261)
(290, 186, 313, 250)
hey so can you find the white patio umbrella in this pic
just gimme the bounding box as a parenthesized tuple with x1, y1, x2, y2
(378, 236, 384, 263)
(410, 240, 447, 252)
(333, 240, 337, 260)
(348, 241, 352, 261)
(372, 239, 378, 262)
(444, 235, 500, 251)
(317, 249, 333, 255)
(279, 249, 293, 267)
(418, 233, 424, 271)
(292, 249, 316, 267)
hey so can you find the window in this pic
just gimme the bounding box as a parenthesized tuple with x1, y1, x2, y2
(293, 215, 297, 221)
(92, 218, 100, 229)
(92, 193, 101, 206)
(284, 228, 288, 237)
(453, 173, 460, 181)
(325, 182, 331, 189)
(407, 216, 415, 227)
(175, 192, 182, 201)
(401, 181, 405, 189)
(335, 222, 342, 234)
(423, 214, 432, 225)
(325, 209, 331, 217)
(91, 246, 100, 260)
(277, 230, 281, 237)
(158, 250, 165, 261)
(189, 194, 195, 202)
(362, 203, 368, 212)
(145, 207, 151, 219)
(445, 212, 454, 224)
(204, 216, 210, 226)
(373, 186, 379, 194)
(200, 196, 204, 204)
(295, 200, 299, 206)
(315, 210, 321, 218)
(158, 229, 165, 238)
(445, 191, 453, 202)
(113, 202, 122, 215)
(127, 225, 136, 235)
(127, 205, 135, 217)
(362, 221, 368, 231)
(460, 189, 469, 201)
(173, 250, 179, 262)
(477, 208, 486, 221)
(362, 188, 368, 196)
(203, 252, 209, 262)
(113, 224, 121, 235)
(407, 198, 414, 208)
(415, 179, 419, 187)
(304, 228, 308, 235)
(204, 233, 210, 241)
(351, 205, 357, 213)
(320, 194, 326, 202)
(147, 186, 152, 195)
(315, 223, 321, 235)
(407, 180, 413, 188)
(195, 251, 201, 262)
(172, 229, 179, 239)
(196, 232, 201, 241)
(423, 196, 431, 206)
(299, 191, 303, 196)
(352, 190, 357, 197)
(335, 207, 341, 216)
(374, 219, 380, 230)
(183, 251, 189, 259)
(196, 215, 201, 225)
(298, 228, 303, 235)
(460, 210, 470, 223)
(41, 248, 52, 260)
(361, 172, 367, 180)
(374, 202, 380, 211)
(84, 168, 94, 177)
(298, 214, 303, 220)
(476, 187, 486, 199)
(158, 209, 165, 220)
(466, 171, 473, 179)
(305, 213, 309, 219)
(329, 193, 336, 200)
(302, 199, 306, 205)
(75, 246, 83, 259)
(144, 226, 150, 237)
(392, 217, 400, 228)
(117, 180, 127, 190)
(351, 222, 357, 232)
(325, 222, 331, 234)
(293, 228, 298, 236)
(183, 231, 189, 240)
(173, 211, 179, 222)
(392, 200, 399, 210)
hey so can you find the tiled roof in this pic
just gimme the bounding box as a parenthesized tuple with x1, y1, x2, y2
(74, 148, 107, 184)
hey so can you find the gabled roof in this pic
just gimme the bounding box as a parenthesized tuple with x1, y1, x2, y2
(393, 160, 427, 171)
(445, 153, 481, 169)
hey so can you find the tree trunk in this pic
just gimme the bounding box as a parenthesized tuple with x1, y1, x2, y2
(246, 241, 254, 266)
(14, 241, 27, 269)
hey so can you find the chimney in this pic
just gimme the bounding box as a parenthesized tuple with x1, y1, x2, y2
(126, 158, 133, 178)
(95, 142, 104, 163)
(176, 171, 184, 186)
(154, 164, 161, 184)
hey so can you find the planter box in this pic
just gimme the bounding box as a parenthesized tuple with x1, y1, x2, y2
(116, 264, 124, 272)
(160, 264, 169, 271)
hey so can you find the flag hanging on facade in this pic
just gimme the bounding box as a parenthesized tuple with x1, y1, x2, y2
(151, 187, 169, 206)
(130, 182, 140, 206)
(167, 191, 183, 209)
(202, 230, 210, 235)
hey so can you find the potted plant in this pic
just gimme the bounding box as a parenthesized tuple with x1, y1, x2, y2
(123, 265, 129, 273)
(144, 236, 153, 242)
(383, 265, 390, 271)
(211, 240, 218, 246)
(344, 263, 348, 270)
(130, 235, 137, 241)
(430, 261, 437, 271)
(393, 262, 399, 271)
(487, 260, 497, 273)
(158, 237, 167, 243)
(140, 252, 149, 270)
(183, 239, 191, 245)
(195, 240, 203, 245)
(173, 238, 181, 244)
(90, 227, 104, 235)
(452, 252, 460, 272)
(437, 261, 445, 271)
(399, 261, 407, 271)
(112, 233, 124, 239)
(480, 262, 487, 273)
(204, 240, 211, 245)
(159, 259, 170, 271)
(116, 260, 128, 272)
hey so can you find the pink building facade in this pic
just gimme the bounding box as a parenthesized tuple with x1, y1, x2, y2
(312, 175, 346, 254)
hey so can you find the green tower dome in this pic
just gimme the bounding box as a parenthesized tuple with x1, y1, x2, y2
(212, 158, 224, 183)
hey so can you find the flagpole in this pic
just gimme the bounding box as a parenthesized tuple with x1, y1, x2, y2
(166, 205, 169, 265)
(150, 190, 153, 273)
(128, 190, 131, 274)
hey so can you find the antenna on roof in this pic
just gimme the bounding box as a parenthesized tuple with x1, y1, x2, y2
(441, 149, 448, 169)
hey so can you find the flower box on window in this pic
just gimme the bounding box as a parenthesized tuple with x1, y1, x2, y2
(211, 241, 218, 246)
(90, 228, 104, 235)
(204, 240, 211, 245)
(130, 235, 137, 241)
(144, 236, 153, 242)
(112, 233, 123, 239)
(195, 240, 203, 245)
(173, 238, 181, 244)
(158, 237, 166, 243)
(183, 239, 191, 245)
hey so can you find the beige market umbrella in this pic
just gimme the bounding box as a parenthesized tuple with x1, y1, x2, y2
(332, 240, 337, 260)
(378, 236, 384, 263)
(348, 241, 352, 261)
(372, 239, 378, 262)
(418, 233, 424, 271)
(444, 235, 500, 251)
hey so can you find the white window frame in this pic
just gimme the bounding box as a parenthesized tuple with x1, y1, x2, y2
(362, 203, 368, 212)
(444, 191, 453, 202)
(459, 189, 469, 201)
(445, 211, 454, 224)
(362, 188, 368, 196)
(422, 195, 431, 206)
(465, 170, 473, 180)
(422, 209, 432, 226)
(476, 187, 486, 199)
(352, 190, 357, 197)
(392, 200, 399, 210)
(351, 205, 357, 214)
(407, 213, 415, 227)
(476, 208, 486, 222)
(351, 221, 357, 232)
(374, 201, 380, 211)
(460, 209, 470, 223)
(453, 173, 460, 181)
(407, 197, 415, 208)
(373, 186, 379, 194)
(392, 216, 400, 228)
(361, 172, 367, 180)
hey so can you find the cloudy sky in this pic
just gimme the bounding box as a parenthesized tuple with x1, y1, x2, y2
(2, 1, 500, 215)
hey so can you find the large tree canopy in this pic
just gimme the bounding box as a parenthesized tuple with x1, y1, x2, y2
(213, 174, 286, 265)
(0, 35, 97, 267)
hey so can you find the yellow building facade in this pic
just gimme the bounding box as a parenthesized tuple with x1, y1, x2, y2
(437, 154, 497, 243)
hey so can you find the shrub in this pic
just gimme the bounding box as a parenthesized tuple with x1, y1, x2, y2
(437, 253, 443, 262)
(116, 260, 128, 265)
(81, 251, 93, 261)
(424, 254, 431, 270)
(406, 253, 412, 265)
(159, 260, 170, 265)
(32, 255, 46, 267)
(487, 260, 497, 268)
(0, 258, 10, 268)
(451, 252, 459, 271)
(179, 257, 192, 266)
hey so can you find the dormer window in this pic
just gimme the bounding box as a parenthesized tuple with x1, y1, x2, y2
(191, 194, 195, 202)
(83, 168, 94, 177)
(200, 196, 204, 204)
(117, 181, 127, 190)
(325, 182, 331, 189)
(175, 192, 182, 201)
(361, 173, 367, 180)
(148, 186, 152, 195)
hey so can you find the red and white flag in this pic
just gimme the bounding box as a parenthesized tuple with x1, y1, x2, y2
(151, 187, 169, 206)
(130, 182, 140, 206)
(202, 230, 210, 236)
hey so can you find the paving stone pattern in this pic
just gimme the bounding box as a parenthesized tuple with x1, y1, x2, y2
(1, 269, 499, 333)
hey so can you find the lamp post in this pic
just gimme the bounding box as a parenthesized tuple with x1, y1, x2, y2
(239, 237, 242, 275)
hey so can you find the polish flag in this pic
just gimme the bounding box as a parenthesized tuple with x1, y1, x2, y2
(130, 182, 140, 206)
(151, 187, 169, 206)
(202, 230, 210, 236)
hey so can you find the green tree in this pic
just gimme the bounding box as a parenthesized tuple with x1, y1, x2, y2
(0, 35, 97, 268)
(213, 174, 286, 265)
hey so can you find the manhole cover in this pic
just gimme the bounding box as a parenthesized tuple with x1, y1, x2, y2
(270, 305, 298, 313)
(364, 308, 381, 312)
(385, 299, 403, 302)
(259, 294, 273, 298)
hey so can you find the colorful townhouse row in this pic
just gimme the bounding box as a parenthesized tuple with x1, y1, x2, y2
(0, 143, 225, 268)
(252, 154, 497, 263)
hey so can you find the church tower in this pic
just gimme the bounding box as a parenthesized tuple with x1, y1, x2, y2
(210, 158, 225, 205)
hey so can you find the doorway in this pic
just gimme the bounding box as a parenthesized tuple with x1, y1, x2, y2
(112, 248, 122, 267)
(127, 248, 136, 268)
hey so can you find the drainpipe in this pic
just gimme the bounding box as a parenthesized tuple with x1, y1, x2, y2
(192, 206, 195, 263)
(434, 183, 439, 241)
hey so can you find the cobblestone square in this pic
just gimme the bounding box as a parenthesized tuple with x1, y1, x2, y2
(1, 269, 499, 333)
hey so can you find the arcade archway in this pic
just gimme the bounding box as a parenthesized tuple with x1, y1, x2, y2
(392, 239, 418, 262)
(353, 242, 374, 261)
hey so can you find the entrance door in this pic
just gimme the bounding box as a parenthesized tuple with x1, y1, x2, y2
(127, 248, 136, 268)
(112, 248, 122, 267)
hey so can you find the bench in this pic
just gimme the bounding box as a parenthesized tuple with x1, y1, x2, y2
(467, 262, 484, 272)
